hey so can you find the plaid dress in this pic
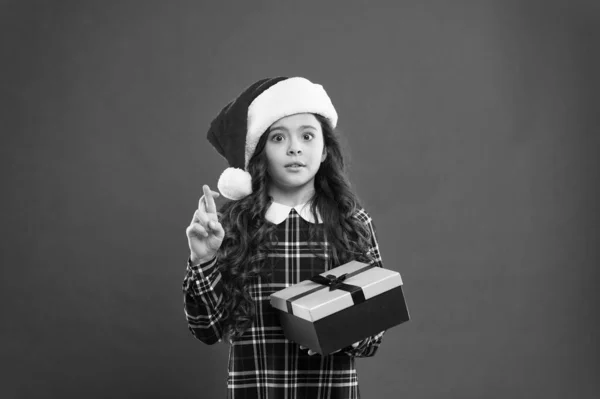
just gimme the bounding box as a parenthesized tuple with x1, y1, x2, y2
(183, 206, 385, 399)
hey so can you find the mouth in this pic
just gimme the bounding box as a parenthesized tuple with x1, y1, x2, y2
(285, 162, 306, 168)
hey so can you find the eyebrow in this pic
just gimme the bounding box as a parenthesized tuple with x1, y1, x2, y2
(268, 125, 318, 133)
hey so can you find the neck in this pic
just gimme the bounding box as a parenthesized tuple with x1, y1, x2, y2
(268, 182, 316, 207)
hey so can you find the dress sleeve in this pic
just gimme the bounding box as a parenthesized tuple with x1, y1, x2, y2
(182, 256, 227, 345)
(343, 208, 386, 357)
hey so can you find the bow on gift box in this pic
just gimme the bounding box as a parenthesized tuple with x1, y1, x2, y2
(311, 273, 349, 291)
(285, 264, 377, 315)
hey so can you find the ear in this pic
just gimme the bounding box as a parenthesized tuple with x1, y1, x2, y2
(321, 147, 327, 163)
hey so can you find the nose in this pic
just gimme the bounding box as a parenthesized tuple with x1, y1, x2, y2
(287, 138, 302, 155)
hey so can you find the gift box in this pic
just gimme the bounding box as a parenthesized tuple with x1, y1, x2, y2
(269, 261, 410, 355)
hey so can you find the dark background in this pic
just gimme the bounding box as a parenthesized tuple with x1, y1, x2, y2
(2, 1, 599, 398)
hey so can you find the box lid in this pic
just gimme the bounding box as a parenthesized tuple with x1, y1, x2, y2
(269, 261, 403, 322)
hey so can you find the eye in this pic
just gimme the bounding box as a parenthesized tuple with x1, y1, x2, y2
(270, 133, 284, 142)
(302, 132, 314, 141)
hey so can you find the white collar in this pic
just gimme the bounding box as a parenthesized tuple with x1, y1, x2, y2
(265, 201, 323, 224)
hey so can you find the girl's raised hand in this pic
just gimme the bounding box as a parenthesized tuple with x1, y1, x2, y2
(186, 185, 225, 264)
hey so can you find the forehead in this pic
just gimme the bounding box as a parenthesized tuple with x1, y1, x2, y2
(269, 113, 321, 130)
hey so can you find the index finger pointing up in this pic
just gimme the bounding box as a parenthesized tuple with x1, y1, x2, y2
(202, 185, 218, 214)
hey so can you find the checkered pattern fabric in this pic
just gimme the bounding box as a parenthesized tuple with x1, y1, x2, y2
(183, 208, 386, 398)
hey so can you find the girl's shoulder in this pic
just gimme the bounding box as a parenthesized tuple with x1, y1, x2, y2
(351, 207, 373, 225)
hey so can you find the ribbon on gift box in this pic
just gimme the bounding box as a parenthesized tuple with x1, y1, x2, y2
(311, 273, 349, 291)
(285, 263, 377, 315)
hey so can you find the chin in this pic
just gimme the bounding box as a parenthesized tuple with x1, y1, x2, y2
(281, 180, 311, 189)
(273, 177, 315, 191)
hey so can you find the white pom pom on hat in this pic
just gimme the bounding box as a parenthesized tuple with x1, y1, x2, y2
(206, 77, 338, 200)
(217, 167, 253, 201)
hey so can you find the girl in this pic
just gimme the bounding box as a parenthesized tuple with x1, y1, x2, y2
(183, 77, 386, 399)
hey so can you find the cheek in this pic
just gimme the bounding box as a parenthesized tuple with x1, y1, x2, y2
(314, 142, 326, 161)
(264, 146, 276, 164)
(264, 151, 279, 174)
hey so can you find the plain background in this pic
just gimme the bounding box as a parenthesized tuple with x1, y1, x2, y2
(2, 1, 599, 398)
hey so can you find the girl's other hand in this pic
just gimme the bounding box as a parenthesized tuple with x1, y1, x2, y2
(186, 185, 225, 264)
(299, 342, 360, 356)
(299, 346, 318, 356)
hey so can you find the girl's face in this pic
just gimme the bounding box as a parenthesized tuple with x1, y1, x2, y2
(264, 113, 327, 196)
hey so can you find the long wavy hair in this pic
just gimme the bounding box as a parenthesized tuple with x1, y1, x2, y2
(216, 114, 375, 338)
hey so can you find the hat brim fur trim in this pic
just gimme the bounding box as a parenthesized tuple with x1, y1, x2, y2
(245, 77, 338, 168)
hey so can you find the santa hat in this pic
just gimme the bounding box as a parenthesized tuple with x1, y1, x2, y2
(206, 77, 338, 200)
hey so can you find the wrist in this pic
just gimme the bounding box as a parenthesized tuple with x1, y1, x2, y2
(190, 253, 216, 266)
